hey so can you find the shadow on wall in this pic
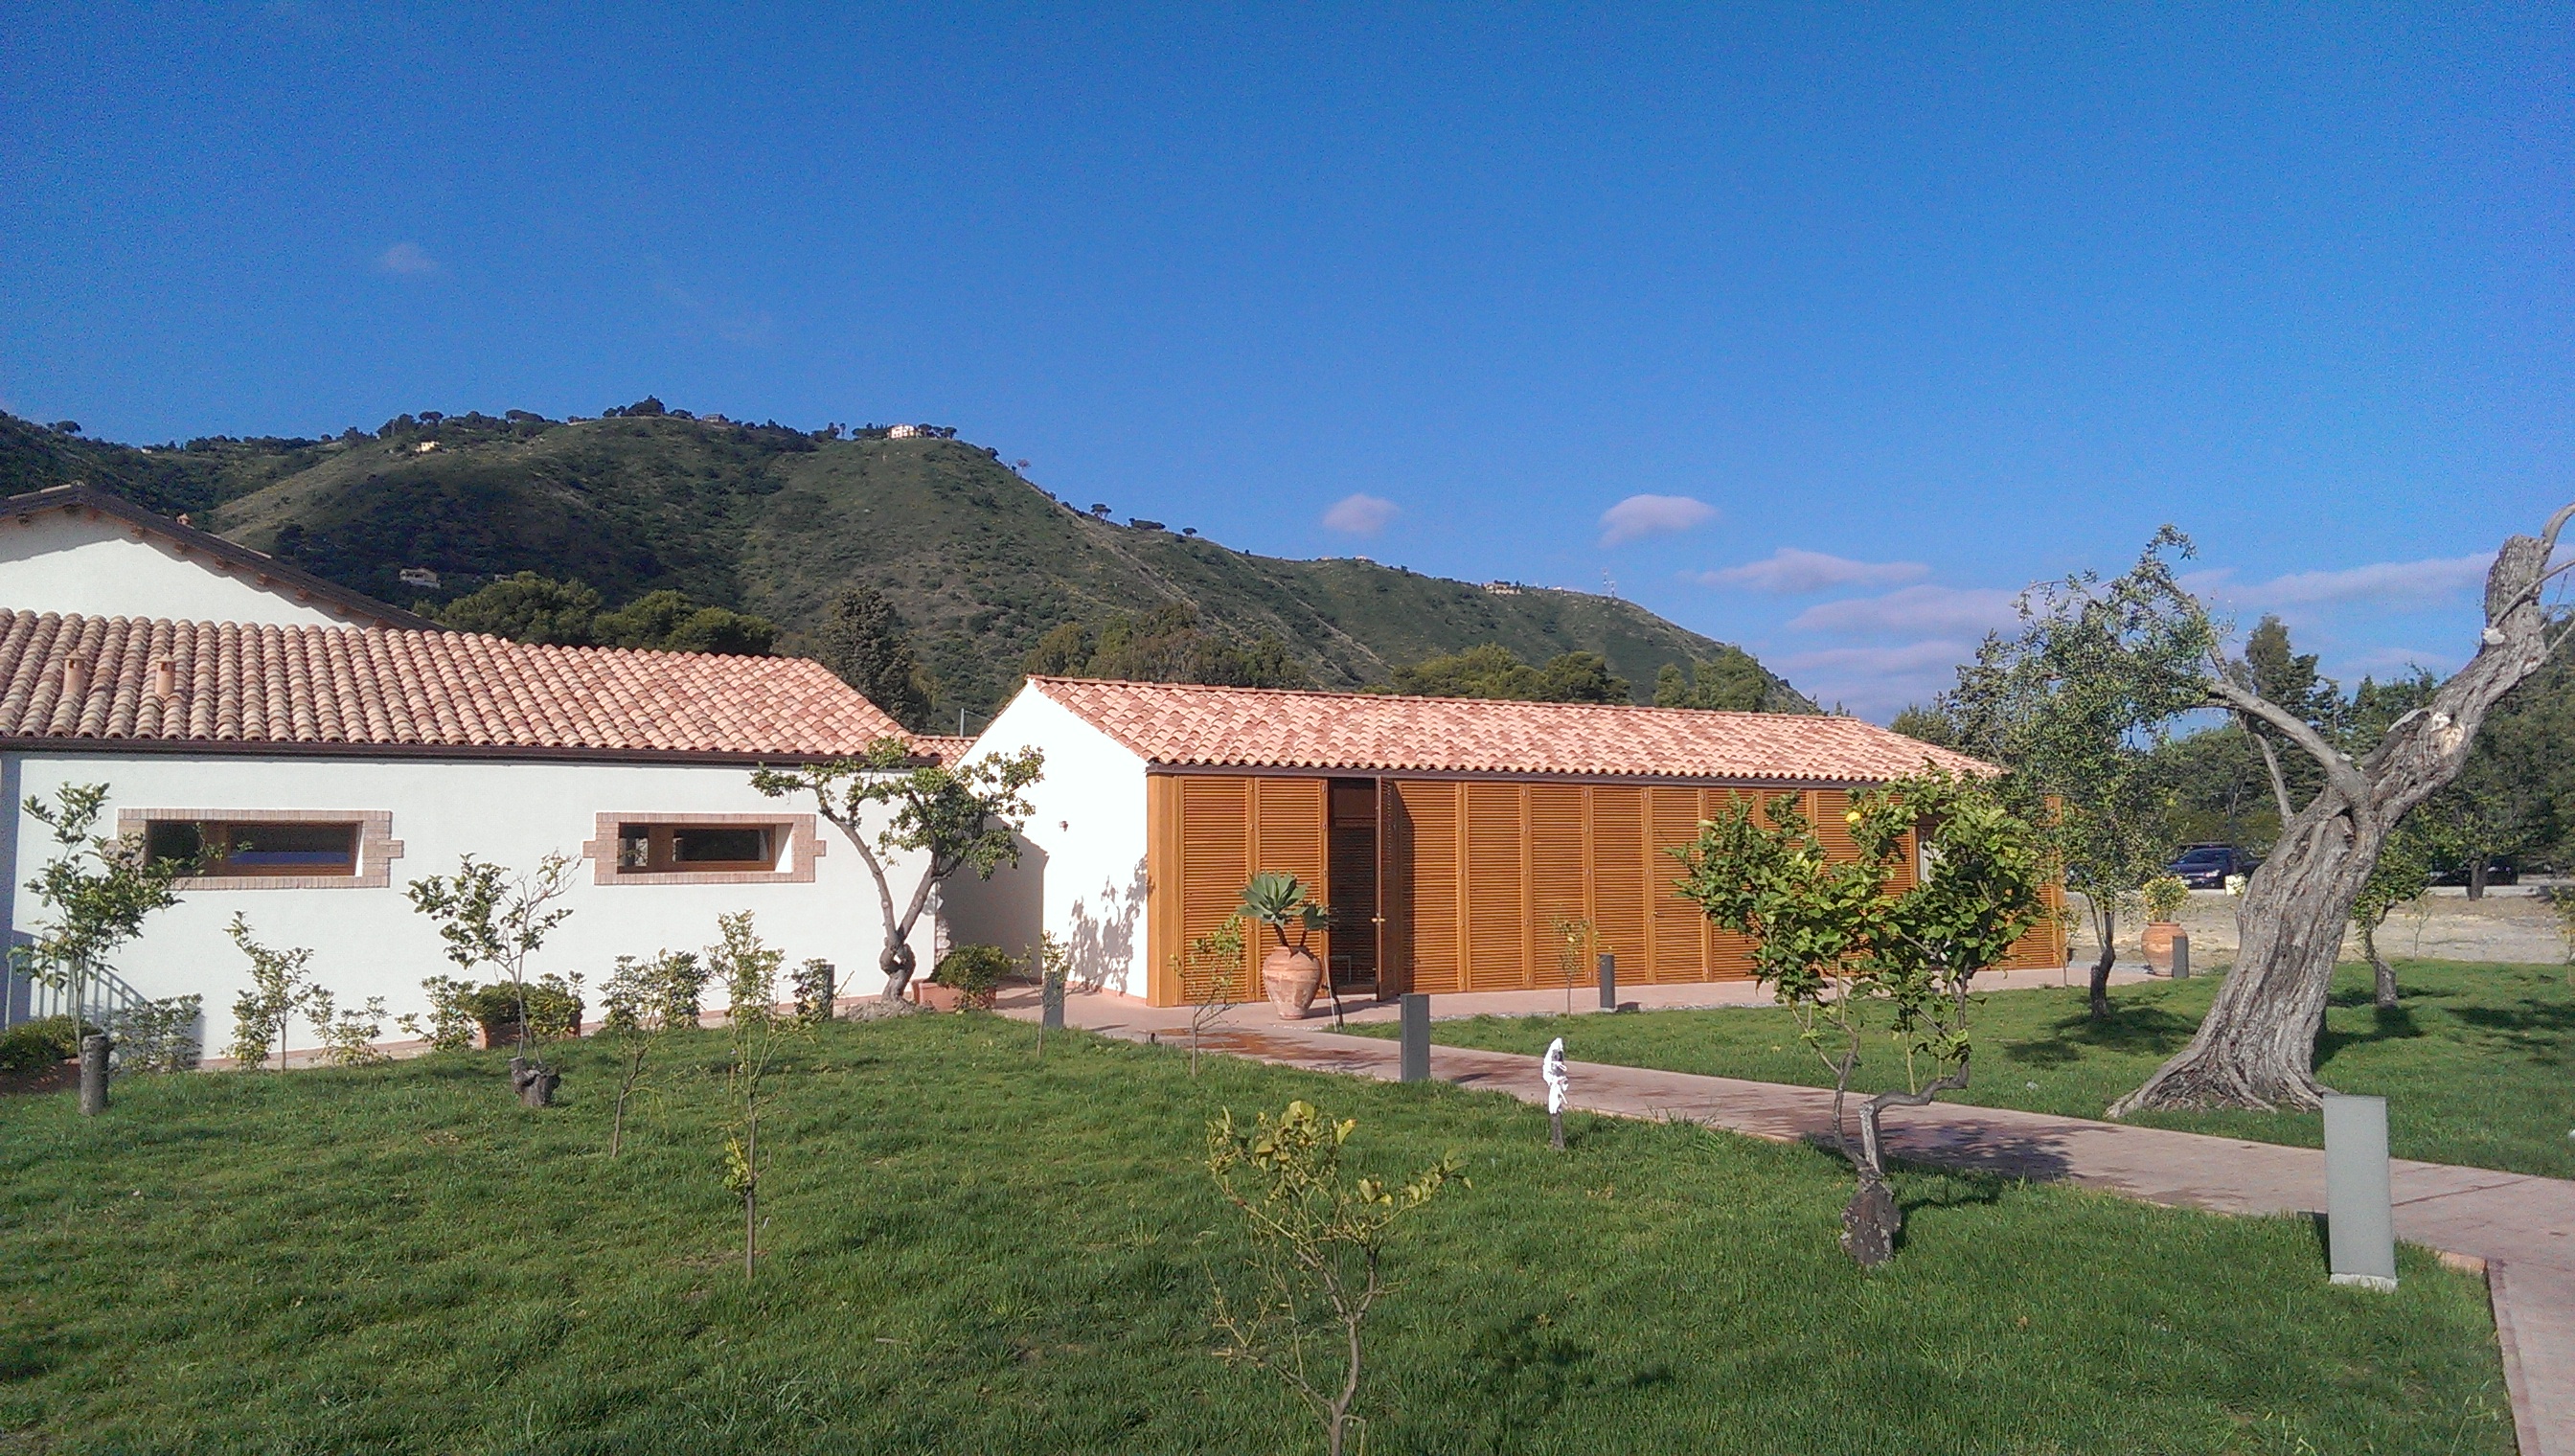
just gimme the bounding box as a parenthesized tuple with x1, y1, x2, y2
(939, 835, 1049, 965)
(1064, 857, 1147, 993)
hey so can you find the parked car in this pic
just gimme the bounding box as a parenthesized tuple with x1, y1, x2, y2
(2429, 860, 2519, 888)
(2165, 844, 2260, 889)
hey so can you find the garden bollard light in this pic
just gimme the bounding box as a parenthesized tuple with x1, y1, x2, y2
(2323, 1093, 2397, 1291)
(79, 1034, 110, 1117)
(1399, 993, 1430, 1082)
(1041, 972, 1065, 1033)
(2170, 934, 2190, 980)
(1597, 952, 1616, 1011)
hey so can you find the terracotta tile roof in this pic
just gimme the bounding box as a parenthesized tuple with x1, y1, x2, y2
(908, 735, 979, 765)
(1027, 676, 1995, 785)
(0, 609, 920, 761)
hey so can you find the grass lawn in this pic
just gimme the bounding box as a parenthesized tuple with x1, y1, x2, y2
(1353, 959, 2575, 1180)
(0, 1014, 2514, 1454)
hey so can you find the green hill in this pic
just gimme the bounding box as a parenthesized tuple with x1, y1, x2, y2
(0, 409, 1810, 721)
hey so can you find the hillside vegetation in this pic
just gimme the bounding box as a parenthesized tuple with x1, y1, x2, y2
(0, 409, 1808, 722)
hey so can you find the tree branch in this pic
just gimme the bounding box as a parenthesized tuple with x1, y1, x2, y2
(2207, 676, 2369, 808)
(2240, 712, 2298, 826)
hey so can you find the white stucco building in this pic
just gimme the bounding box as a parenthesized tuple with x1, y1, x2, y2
(0, 484, 434, 631)
(0, 487, 939, 1058)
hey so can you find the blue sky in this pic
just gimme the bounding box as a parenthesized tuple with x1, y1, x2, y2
(3, 4, 2567, 717)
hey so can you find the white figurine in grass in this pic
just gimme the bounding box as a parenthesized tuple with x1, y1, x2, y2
(1541, 1036, 1568, 1150)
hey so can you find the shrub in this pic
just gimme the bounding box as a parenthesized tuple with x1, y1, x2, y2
(105, 995, 203, 1074)
(398, 975, 481, 1053)
(0, 1016, 86, 1075)
(2141, 875, 2191, 922)
(933, 944, 1015, 1009)
(462, 976, 584, 1045)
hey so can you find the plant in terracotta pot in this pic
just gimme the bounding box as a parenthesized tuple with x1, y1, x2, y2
(2139, 875, 2190, 974)
(1240, 873, 1330, 1020)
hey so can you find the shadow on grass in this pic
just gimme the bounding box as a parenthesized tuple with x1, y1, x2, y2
(1462, 1308, 1598, 1446)
(1998, 1004, 2199, 1066)
(2316, 1005, 2426, 1063)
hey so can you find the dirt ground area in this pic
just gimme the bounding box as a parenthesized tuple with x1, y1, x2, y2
(2068, 883, 2572, 967)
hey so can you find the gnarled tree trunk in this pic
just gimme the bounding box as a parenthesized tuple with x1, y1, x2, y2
(2112, 508, 2570, 1114)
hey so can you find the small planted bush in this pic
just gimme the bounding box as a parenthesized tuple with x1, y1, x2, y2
(933, 944, 1015, 1010)
(462, 977, 584, 1046)
(0, 1016, 86, 1076)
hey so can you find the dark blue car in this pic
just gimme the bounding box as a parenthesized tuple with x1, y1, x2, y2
(2166, 844, 2259, 889)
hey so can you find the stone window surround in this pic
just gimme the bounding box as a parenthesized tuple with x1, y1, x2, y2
(581, 812, 823, 886)
(117, 808, 402, 890)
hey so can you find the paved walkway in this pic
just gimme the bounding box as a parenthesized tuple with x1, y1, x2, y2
(999, 985, 2575, 1455)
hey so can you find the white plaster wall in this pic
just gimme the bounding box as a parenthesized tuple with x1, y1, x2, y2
(962, 687, 1151, 995)
(1, 753, 934, 1055)
(0, 515, 368, 627)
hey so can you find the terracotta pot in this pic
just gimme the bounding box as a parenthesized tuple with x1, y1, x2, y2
(1262, 945, 1324, 1020)
(2141, 921, 2181, 974)
(912, 982, 965, 1012)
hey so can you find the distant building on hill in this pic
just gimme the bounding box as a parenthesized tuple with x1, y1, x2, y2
(886, 424, 923, 439)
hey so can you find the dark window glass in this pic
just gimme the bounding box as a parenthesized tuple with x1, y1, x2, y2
(144, 820, 204, 868)
(223, 823, 358, 869)
(145, 820, 359, 876)
(672, 827, 771, 865)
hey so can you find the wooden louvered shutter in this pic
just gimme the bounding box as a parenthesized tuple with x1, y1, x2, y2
(1811, 789, 1860, 863)
(1462, 783, 1528, 990)
(1378, 783, 1413, 995)
(1176, 776, 1253, 1002)
(1527, 785, 1589, 991)
(1699, 787, 1759, 978)
(1251, 777, 1330, 977)
(1398, 782, 1463, 993)
(1648, 786, 1705, 982)
(1587, 786, 1649, 986)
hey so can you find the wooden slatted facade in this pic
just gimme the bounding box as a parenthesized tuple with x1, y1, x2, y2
(1145, 771, 2067, 1005)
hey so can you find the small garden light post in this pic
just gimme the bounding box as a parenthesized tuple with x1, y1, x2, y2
(78, 1034, 110, 1116)
(1399, 993, 1429, 1083)
(2323, 1093, 2397, 1291)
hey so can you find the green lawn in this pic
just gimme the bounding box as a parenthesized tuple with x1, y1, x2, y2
(1354, 959, 2575, 1180)
(0, 1015, 2513, 1454)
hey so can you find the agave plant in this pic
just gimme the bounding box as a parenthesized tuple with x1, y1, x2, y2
(1240, 873, 1330, 952)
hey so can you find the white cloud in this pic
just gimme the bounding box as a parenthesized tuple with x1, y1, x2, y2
(1598, 493, 1718, 547)
(1773, 641, 1974, 720)
(2185, 554, 2493, 613)
(1788, 583, 2023, 640)
(376, 241, 442, 276)
(1322, 493, 1399, 535)
(1695, 547, 1930, 594)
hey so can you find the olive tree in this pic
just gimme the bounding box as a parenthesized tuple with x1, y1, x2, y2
(753, 739, 1041, 1001)
(1939, 530, 2212, 1020)
(1675, 768, 2054, 1265)
(2111, 504, 2571, 1114)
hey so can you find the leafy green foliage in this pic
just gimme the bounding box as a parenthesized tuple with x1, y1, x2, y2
(814, 585, 935, 729)
(599, 950, 707, 1157)
(1025, 603, 1309, 689)
(0, 1016, 89, 1075)
(301, 989, 392, 1068)
(223, 914, 318, 1070)
(2140, 876, 2190, 922)
(433, 572, 603, 644)
(930, 944, 1015, 1008)
(1675, 769, 2054, 1261)
(753, 741, 1043, 995)
(436, 572, 779, 655)
(1238, 872, 1329, 951)
(404, 853, 578, 1064)
(396, 975, 482, 1053)
(1205, 1100, 1465, 1456)
(1380, 642, 1629, 702)
(1938, 529, 2217, 1009)
(1652, 645, 1802, 711)
(12, 785, 190, 1032)
(706, 911, 803, 1278)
